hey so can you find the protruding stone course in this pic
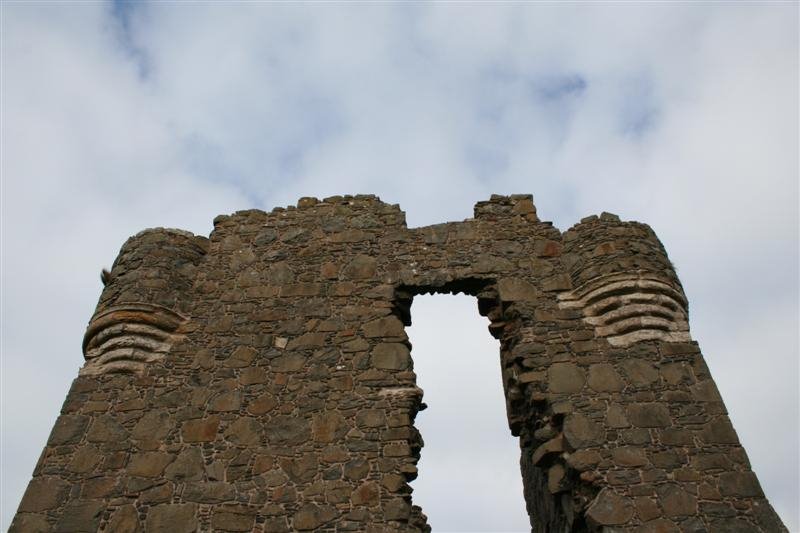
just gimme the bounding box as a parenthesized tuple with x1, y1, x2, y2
(11, 194, 785, 532)
(80, 303, 188, 375)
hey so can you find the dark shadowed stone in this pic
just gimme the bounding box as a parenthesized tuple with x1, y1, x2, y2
(48, 414, 89, 445)
(266, 415, 311, 446)
(9, 513, 50, 533)
(181, 416, 219, 442)
(626, 403, 671, 427)
(531, 434, 564, 465)
(362, 316, 405, 338)
(547, 463, 566, 494)
(588, 364, 624, 392)
(371, 343, 411, 370)
(497, 278, 538, 301)
(342, 254, 377, 279)
(548, 363, 586, 393)
(719, 472, 763, 497)
(18, 477, 70, 512)
(164, 447, 204, 482)
(585, 488, 634, 526)
(293, 503, 338, 530)
(224, 417, 263, 446)
(145, 503, 198, 532)
(563, 413, 603, 449)
(86, 415, 128, 442)
(54, 501, 105, 533)
(107, 504, 140, 533)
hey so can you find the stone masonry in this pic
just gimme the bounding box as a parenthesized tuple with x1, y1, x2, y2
(11, 194, 786, 532)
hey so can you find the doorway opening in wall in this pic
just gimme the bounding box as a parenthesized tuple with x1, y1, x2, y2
(407, 293, 530, 533)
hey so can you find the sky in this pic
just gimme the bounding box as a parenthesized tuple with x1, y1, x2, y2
(1, 2, 797, 532)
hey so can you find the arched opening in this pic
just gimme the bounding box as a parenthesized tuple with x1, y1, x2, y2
(406, 292, 530, 532)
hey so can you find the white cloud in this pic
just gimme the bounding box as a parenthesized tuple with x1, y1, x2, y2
(1, 2, 797, 530)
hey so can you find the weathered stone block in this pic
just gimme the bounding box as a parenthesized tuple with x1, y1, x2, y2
(563, 413, 603, 449)
(371, 343, 411, 370)
(587, 363, 624, 392)
(54, 501, 105, 533)
(106, 505, 140, 533)
(181, 416, 219, 442)
(164, 448, 205, 482)
(352, 481, 380, 505)
(657, 484, 698, 517)
(145, 503, 198, 532)
(719, 471, 763, 497)
(548, 363, 586, 393)
(293, 503, 338, 530)
(266, 415, 311, 446)
(586, 488, 634, 526)
(127, 452, 175, 477)
(17, 477, 70, 512)
(626, 403, 671, 428)
(9, 513, 51, 533)
(363, 316, 406, 338)
(86, 415, 128, 442)
(498, 278, 538, 301)
(48, 414, 89, 445)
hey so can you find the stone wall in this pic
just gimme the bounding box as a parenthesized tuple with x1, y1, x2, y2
(11, 195, 786, 532)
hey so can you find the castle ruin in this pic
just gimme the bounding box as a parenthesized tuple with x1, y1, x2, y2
(11, 195, 786, 532)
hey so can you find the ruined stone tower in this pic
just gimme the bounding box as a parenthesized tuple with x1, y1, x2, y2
(11, 195, 786, 532)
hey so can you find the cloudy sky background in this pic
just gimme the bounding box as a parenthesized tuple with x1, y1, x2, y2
(1, 2, 797, 531)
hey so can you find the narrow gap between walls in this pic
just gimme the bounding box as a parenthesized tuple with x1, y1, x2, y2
(406, 293, 530, 533)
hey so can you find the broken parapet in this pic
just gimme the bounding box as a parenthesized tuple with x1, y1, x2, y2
(11, 195, 785, 532)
